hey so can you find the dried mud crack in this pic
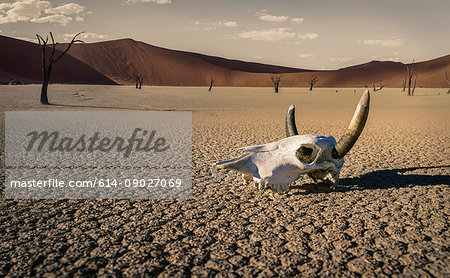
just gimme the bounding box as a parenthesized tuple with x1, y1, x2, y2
(0, 86, 449, 277)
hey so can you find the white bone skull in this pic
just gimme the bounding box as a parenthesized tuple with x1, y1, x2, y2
(215, 90, 370, 193)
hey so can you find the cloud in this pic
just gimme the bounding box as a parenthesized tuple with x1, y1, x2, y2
(30, 14, 72, 25)
(236, 28, 319, 43)
(0, 0, 50, 24)
(371, 55, 400, 62)
(330, 57, 353, 63)
(256, 10, 304, 24)
(298, 53, 316, 58)
(290, 17, 304, 24)
(361, 39, 404, 47)
(63, 32, 109, 41)
(0, 0, 87, 25)
(127, 0, 171, 4)
(45, 3, 84, 15)
(298, 33, 318, 40)
(237, 28, 296, 42)
(222, 21, 238, 27)
(194, 20, 238, 30)
(259, 14, 288, 23)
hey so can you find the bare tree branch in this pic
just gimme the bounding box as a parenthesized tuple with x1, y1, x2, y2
(372, 80, 384, 92)
(49, 32, 57, 65)
(270, 75, 282, 93)
(54, 31, 85, 63)
(308, 75, 319, 91)
(36, 34, 48, 45)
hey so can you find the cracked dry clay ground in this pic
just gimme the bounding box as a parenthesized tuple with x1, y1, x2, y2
(0, 85, 449, 277)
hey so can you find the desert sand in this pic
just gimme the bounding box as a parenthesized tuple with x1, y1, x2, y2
(0, 85, 449, 276)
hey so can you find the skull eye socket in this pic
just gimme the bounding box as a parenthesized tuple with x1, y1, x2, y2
(300, 146, 313, 156)
(296, 145, 319, 164)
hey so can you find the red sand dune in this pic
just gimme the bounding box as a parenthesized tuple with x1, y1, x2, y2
(59, 38, 308, 86)
(60, 38, 450, 88)
(0, 35, 116, 85)
(1, 35, 449, 87)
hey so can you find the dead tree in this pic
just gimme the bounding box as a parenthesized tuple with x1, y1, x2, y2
(308, 75, 319, 91)
(270, 75, 281, 93)
(132, 73, 143, 89)
(402, 78, 406, 92)
(138, 76, 144, 89)
(133, 74, 139, 89)
(208, 76, 215, 91)
(445, 70, 450, 94)
(36, 32, 83, 104)
(372, 80, 385, 92)
(405, 60, 418, 96)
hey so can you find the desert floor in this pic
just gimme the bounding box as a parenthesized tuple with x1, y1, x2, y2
(0, 85, 449, 277)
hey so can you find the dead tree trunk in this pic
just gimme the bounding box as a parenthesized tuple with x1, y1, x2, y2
(372, 80, 384, 92)
(40, 63, 53, 104)
(405, 60, 418, 96)
(445, 70, 450, 94)
(308, 75, 318, 91)
(270, 75, 281, 93)
(411, 75, 418, 96)
(138, 77, 144, 89)
(407, 62, 413, 96)
(36, 32, 83, 104)
(208, 76, 215, 91)
(402, 78, 406, 92)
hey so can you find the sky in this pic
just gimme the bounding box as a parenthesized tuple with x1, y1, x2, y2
(0, 0, 449, 70)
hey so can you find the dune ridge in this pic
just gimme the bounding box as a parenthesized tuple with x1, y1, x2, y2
(1, 35, 449, 87)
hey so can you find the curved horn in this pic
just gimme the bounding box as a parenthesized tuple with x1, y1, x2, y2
(285, 104, 299, 137)
(332, 90, 370, 159)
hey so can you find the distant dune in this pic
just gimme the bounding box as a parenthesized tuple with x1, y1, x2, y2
(58, 38, 309, 86)
(1, 35, 449, 87)
(0, 35, 116, 85)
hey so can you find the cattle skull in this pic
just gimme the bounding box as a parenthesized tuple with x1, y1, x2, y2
(215, 90, 370, 193)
